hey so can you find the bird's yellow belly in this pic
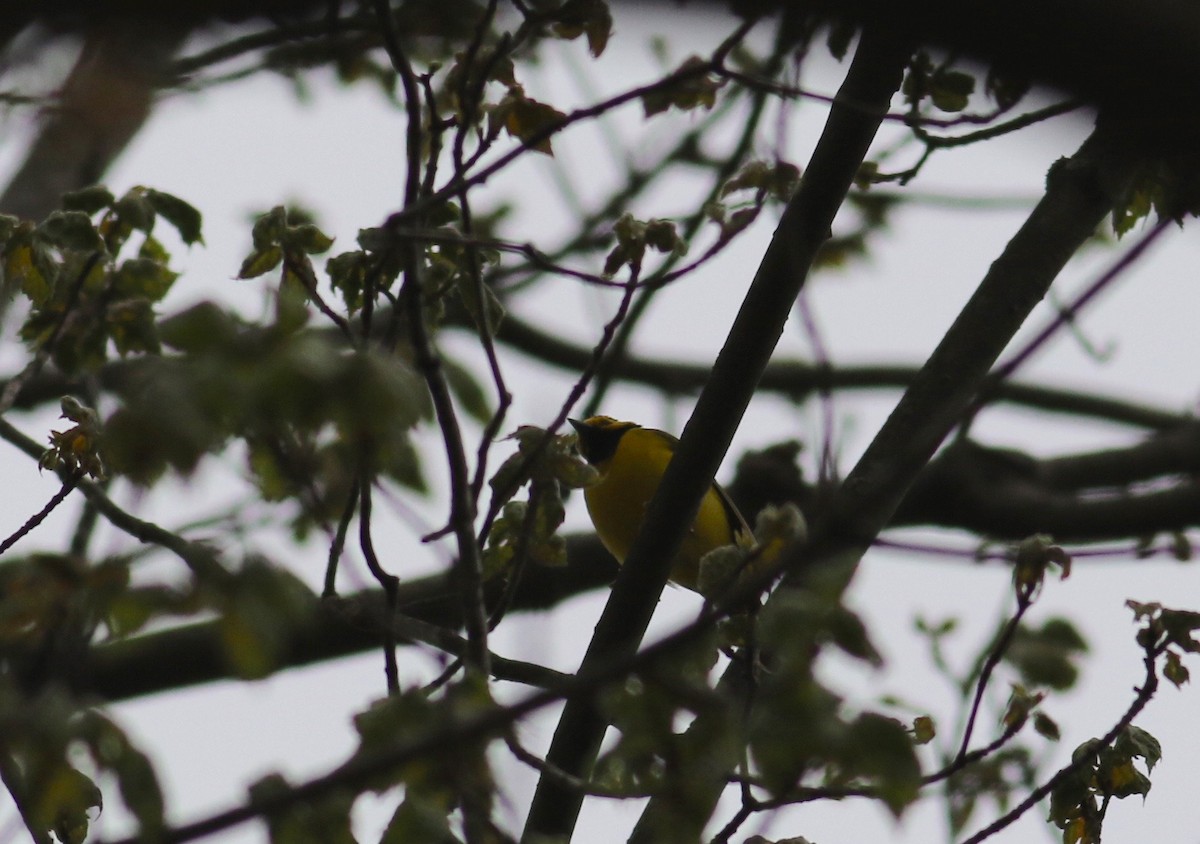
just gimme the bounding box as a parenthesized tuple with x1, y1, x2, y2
(583, 449, 735, 590)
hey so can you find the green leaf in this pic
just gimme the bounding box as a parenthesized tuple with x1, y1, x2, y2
(38, 766, 102, 844)
(454, 272, 506, 335)
(62, 185, 115, 215)
(911, 715, 936, 745)
(1033, 711, 1061, 741)
(77, 711, 165, 837)
(37, 211, 105, 252)
(250, 773, 357, 844)
(847, 713, 922, 816)
(929, 68, 976, 112)
(7, 241, 52, 305)
(1164, 649, 1190, 687)
(115, 190, 157, 233)
(641, 57, 722, 116)
(106, 298, 161, 356)
(252, 205, 288, 249)
(551, 0, 613, 57)
(285, 223, 334, 255)
(112, 257, 179, 301)
(491, 88, 566, 155)
(239, 245, 284, 278)
(147, 189, 204, 245)
(1114, 725, 1162, 773)
(1003, 617, 1089, 691)
(216, 558, 316, 680)
(327, 250, 367, 312)
(443, 356, 491, 423)
(379, 796, 459, 844)
(1160, 607, 1200, 652)
(696, 544, 748, 599)
(158, 301, 242, 352)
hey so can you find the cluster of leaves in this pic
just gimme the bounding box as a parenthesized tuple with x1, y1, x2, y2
(1049, 726, 1161, 844)
(593, 632, 735, 832)
(483, 426, 596, 577)
(749, 588, 921, 816)
(703, 159, 802, 248)
(1044, 603, 1199, 844)
(603, 213, 687, 277)
(249, 677, 498, 844)
(914, 564, 1089, 838)
(1127, 601, 1200, 687)
(0, 687, 162, 844)
(901, 51, 1030, 116)
(901, 52, 978, 114)
(0, 553, 160, 842)
(103, 301, 431, 529)
(39, 396, 106, 480)
(0, 547, 319, 842)
(1110, 156, 1200, 236)
(2, 185, 200, 373)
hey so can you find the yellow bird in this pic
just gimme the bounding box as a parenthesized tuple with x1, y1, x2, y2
(569, 415, 753, 592)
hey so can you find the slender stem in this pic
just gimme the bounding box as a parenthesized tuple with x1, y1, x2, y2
(357, 475, 399, 695)
(0, 475, 79, 557)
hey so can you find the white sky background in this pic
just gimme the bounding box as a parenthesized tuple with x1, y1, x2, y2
(1, 6, 1199, 844)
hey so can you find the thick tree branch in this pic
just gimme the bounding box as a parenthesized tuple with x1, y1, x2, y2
(475, 315, 1186, 431)
(522, 26, 912, 843)
(633, 111, 1143, 841)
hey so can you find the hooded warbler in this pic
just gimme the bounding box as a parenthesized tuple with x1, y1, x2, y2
(569, 415, 752, 592)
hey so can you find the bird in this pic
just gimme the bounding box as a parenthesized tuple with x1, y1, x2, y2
(569, 415, 753, 593)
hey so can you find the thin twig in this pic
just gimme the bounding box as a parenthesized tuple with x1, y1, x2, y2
(955, 586, 1034, 762)
(958, 643, 1163, 844)
(0, 474, 80, 557)
(323, 482, 360, 597)
(357, 474, 400, 695)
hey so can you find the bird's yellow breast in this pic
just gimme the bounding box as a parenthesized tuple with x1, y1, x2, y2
(582, 426, 739, 591)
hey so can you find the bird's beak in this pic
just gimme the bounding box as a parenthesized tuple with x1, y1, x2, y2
(568, 418, 585, 433)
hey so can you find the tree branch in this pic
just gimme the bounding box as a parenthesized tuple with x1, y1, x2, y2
(522, 25, 912, 843)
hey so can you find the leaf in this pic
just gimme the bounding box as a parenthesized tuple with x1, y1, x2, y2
(37, 766, 102, 844)
(158, 301, 242, 352)
(115, 190, 157, 233)
(37, 211, 105, 253)
(107, 298, 161, 356)
(379, 796, 458, 844)
(454, 272, 506, 335)
(1160, 607, 1200, 652)
(77, 711, 165, 837)
(696, 545, 749, 599)
(239, 245, 284, 278)
(216, 558, 315, 679)
(442, 356, 491, 423)
(1003, 617, 1089, 690)
(147, 189, 204, 245)
(551, 0, 613, 57)
(1033, 711, 1061, 741)
(642, 57, 722, 116)
(1114, 725, 1162, 773)
(1164, 649, 1190, 687)
(112, 257, 179, 301)
(62, 185, 115, 215)
(492, 88, 566, 154)
(285, 223, 334, 255)
(327, 250, 368, 312)
(7, 242, 52, 305)
(929, 68, 976, 112)
(846, 713, 921, 816)
(252, 205, 288, 249)
(911, 715, 936, 745)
